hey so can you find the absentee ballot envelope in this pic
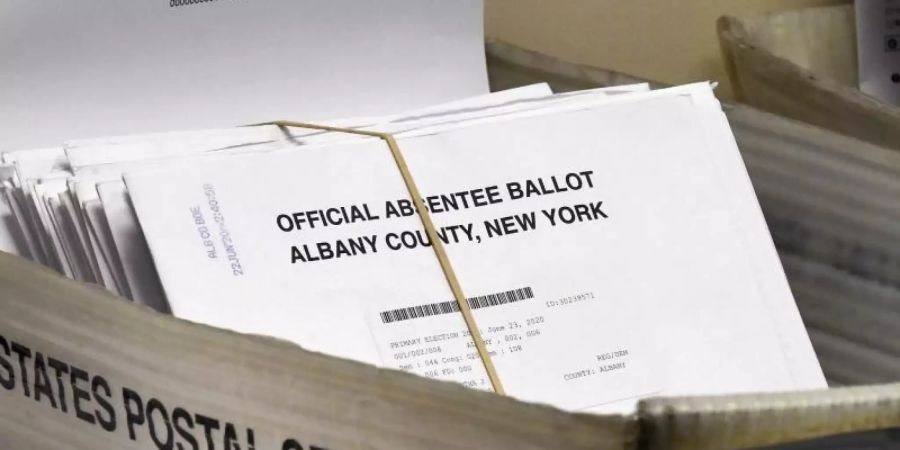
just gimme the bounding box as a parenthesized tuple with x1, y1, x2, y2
(53, 85, 563, 307)
(123, 84, 825, 413)
(60, 83, 631, 304)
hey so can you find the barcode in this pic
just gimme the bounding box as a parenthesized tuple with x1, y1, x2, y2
(379, 287, 535, 324)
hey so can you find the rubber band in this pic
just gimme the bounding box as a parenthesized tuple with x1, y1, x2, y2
(262, 120, 506, 395)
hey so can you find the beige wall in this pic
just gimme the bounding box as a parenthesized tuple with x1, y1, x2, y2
(485, 0, 848, 98)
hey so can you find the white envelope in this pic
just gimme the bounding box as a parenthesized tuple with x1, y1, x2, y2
(124, 84, 825, 413)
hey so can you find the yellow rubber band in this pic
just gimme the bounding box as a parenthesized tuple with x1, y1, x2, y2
(263, 120, 506, 395)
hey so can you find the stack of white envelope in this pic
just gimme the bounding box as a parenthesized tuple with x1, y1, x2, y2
(0, 82, 827, 414)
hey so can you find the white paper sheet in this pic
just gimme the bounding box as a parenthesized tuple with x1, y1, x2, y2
(0, 0, 487, 150)
(0, 188, 26, 257)
(124, 84, 825, 413)
(97, 181, 169, 312)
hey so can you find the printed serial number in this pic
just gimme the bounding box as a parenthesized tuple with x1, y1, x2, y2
(545, 292, 596, 308)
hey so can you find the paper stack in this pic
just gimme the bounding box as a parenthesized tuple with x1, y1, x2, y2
(0, 80, 826, 414)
